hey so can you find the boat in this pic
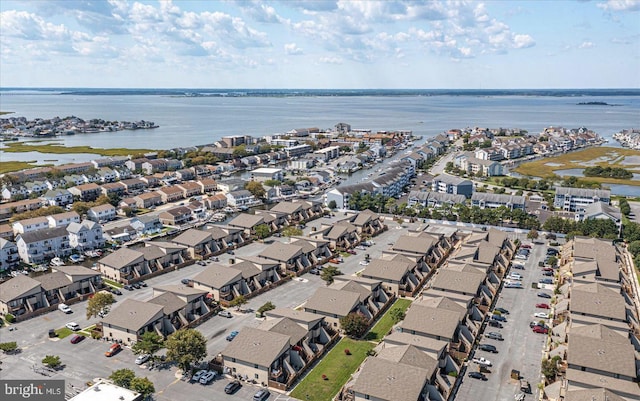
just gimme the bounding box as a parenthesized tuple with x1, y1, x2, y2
(69, 254, 85, 263)
(50, 257, 64, 266)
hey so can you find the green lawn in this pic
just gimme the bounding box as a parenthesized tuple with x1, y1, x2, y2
(54, 328, 74, 339)
(290, 338, 374, 401)
(103, 279, 123, 288)
(1, 141, 155, 157)
(0, 161, 50, 174)
(365, 298, 412, 342)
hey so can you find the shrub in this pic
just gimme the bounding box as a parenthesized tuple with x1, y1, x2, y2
(0, 342, 18, 353)
(344, 349, 351, 355)
(448, 371, 458, 377)
(5, 314, 15, 323)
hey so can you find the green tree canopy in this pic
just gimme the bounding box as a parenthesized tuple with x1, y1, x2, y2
(389, 308, 406, 324)
(229, 295, 248, 310)
(109, 368, 136, 388)
(282, 226, 303, 237)
(129, 377, 155, 397)
(327, 200, 337, 210)
(254, 224, 270, 239)
(320, 265, 342, 285)
(339, 313, 369, 338)
(131, 331, 165, 356)
(257, 301, 276, 316)
(42, 355, 61, 369)
(527, 229, 539, 240)
(245, 180, 265, 198)
(86, 291, 115, 319)
(165, 329, 208, 372)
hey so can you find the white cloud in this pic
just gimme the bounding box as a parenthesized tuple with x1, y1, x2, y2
(513, 34, 535, 49)
(318, 56, 343, 64)
(579, 41, 596, 48)
(284, 43, 304, 55)
(597, 0, 640, 11)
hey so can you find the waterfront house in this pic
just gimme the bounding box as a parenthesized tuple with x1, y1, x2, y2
(216, 179, 246, 194)
(554, 187, 611, 212)
(159, 206, 193, 226)
(142, 159, 168, 175)
(226, 190, 257, 207)
(67, 220, 105, 250)
(130, 215, 163, 235)
(175, 169, 195, 181)
(16, 227, 72, 264)
(12, 217, 49, 235)
(176, 181, 203, 198)
(251, 167, 284, 182)
(47, 211, 81, 228)
(99, 182, 126, 198)
(197, 178, 217, 193)
(1, 184, 28, 201)
(87, 204, 117, 223)
(125, 158, 149, 172)
(202, 193, 227, 209)
(0, 238, 20, 270)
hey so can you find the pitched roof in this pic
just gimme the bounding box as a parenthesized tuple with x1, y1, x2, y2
(416, 296, 467, 315)
(171, 229, 212, 247)
(329, 280, 372, 302)
(350, 357, 429, 401)
(101, 299, 164, 332)
(570, 283, 626, 321)
(569, 324, 629, 345)
(270, 202, 303, 214)
(17, 226, 69, 243)
(304, 287, 361, 317)
(258, 317, 308, 346)
(222, 327, 290, 367)
(567, 333, 635, 377)
(98, 247, 144, 269)
(265, 308, 324, 326)
(191, 264, 242, 288)
(377, 344, 438, 376)
(0, 275, 41, 302)
(229, 261, 261, 278)
(564, 388, 626, 401)
(362, 259, 413, 282)
(430, 269, 485, 294)
(258, 242, 303, 262)
(228, 214, 264, 229)
(383, 331, 448, 354)
(392, 235, 436, 255)
(401, 304, 461, 339)
(148, 291, 186, 315)
(33, 271, 72, 291)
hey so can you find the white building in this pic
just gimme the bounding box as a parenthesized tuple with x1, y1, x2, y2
(67, 220, 105, 250)
(0, 238, 20, 270)
(554, 187, 611, 212)
(250, 167, 284, 182)
(226, 190, 258, 207)
(87, 204, 117, 223)
(314, 146, 341, 162)
(16, 227, 72, 264)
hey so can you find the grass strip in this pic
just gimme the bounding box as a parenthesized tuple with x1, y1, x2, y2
(365, 298, 412, 342)
(2, 142, 155, 156)
(0, 161, 50, 174)
(290, 338, 374, 401)
(103, 279, 123, 289)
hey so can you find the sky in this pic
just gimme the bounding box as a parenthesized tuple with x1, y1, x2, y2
(1, 0, 639, 89)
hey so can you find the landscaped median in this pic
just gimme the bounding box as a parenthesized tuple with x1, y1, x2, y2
(290, 298, 412, 401)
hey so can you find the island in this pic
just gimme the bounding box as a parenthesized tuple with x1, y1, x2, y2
(0, 115, 158, 138)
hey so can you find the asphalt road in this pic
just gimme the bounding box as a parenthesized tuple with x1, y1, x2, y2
(454, 240, 555, 401)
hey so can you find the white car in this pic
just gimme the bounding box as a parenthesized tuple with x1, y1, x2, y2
(135, 354, 150, 365)
(58, 303, 72, 314)
(359, 260, 369, 266)
(515, 254, 528, 260)
(534, 312, 550, 319)
(191, 370, 207, 382)
(472, 357, 492, 367)
(506, 274, 522, 281)
(199, 370, 217, 385)
(66, 322, 80, 331)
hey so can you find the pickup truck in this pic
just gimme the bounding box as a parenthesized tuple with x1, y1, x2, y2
(471, 357, 492, 367)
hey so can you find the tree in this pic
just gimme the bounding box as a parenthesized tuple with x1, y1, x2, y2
(245, 180, 265, 198)
(619, 198, 631, 215)
(232, 144, 248, 158)
(254, 224, 270, 239)
(86, 291, 115, 319)
(327, 200, 337, 210)
(628, 241, 640, 258)
(0, 342, 18, 353)
(320, 265, 342, 285)
(109, 368, 136, 388)
(257, 301, 276, 316)
(282, 226, 303, 237)
(527, 229, 539, 240)
(42, 355, 61, 369)
(165, 329, 208, 372)
(132, 331, 164, 357)
(547, 256, 558, 267)
(122, 206, 135, 217)
(339, 313, 368, 338)
(229, 295, 248, 310)
(389, 308, 406, 323)
(129, 377, 155, 397)
(385, 197, 397, 213)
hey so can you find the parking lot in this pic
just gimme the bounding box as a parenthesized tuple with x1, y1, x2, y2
(0, 217, 410, 401)
(455, 240, 557, 401)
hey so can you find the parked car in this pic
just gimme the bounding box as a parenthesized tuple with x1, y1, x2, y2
(123, 285, 134, 291)
(512, 263, 525, 270)
(504, 281, 523, 288)
(537, 292, 552, 298)
(506, 273, 522, 281)
(191, 369, 207, 382)
(253, 389, 271, 401)
(199, 371, 217, 385)
(542, 270, 554, 276)
(479, 344, 498, 353)
(226, 250, 235, 255)
(539, 278, 553, 284)
(138, 281, 147, 287)
(520, 244, 532, 249)
(70, 334, 84, 344)
(226, 330, 239, 341)
(131, 282, 141, 289)
(542, 267, 554, 272)
(515, 254, 527, 260)
(110, 288, 122, 295)
(58, 303, 72, 314)
(346, 249, 357, 255)
(485, 332, 504, 341)
(224, 380, 242, 394)
(491, 315, 507, 322)
(105, 343, 121, 357)
(48, 329, 57, 338)
(494, 307, 509, 315)
(329, 258, 342, 264)
(66, 322, 80, 331)
(488, 320, 503, 328)
(532, 325, 549, 334)
(359, 260, 369, 266)
(135, 354, 150, 365)
(536, 303, 550, 309)
(472, 357, 492, 366)
(309, 268, 320, 275)
(196, 261, 206, 266)
(218, 310, 233, 318)
(530, 321, 548, 329)
(209, 256, 219, 262)
(468, 371, 488, 381)
(534, 312, 550, 319)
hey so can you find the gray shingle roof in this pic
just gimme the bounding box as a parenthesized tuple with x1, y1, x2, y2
(362, 259, 413, 282)
(401, 304, 461, 340)
(567, 333, 635, 377)
(172, 229, 212, 247)
(258, 317, 308, 346)
(101, 299, 164, 332)
(350, 357, 429, 401)
(564, 388, 626, 401)
(222, 327, 290, 367)
(265, 308, 324, 325)
(191, 264, 242, 288)
(258, 242, 302, 262)
(98, 247, 144, 269)
(0, 275, 41, 302)
(228, 214, 264, 229)
(570, 283, 626, 321)
(392, 235, 436, 255)
(377, 344, 438, 376)
(33, 272, 72, 291)
(430, 269, 485, 294)
(148, 292, 186, 315)
(304, 287, 360, 317)
(18, 226, 68, 243)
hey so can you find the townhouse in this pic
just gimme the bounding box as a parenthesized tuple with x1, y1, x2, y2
(68, 183, 101, 201)
(408, 191, 467, 208)
(130, 214, 163, 235)
(87, 203, 117, 223)
(41, 188, 73, 206)
(16, 227, 72, 264)
(47, 211, 81, 228)
(202, 193, 227, 210)
(471, 193, 526, 210)
(228, 213, 270, 237)
(270, 200, 324, 223)
(0, 265, 102, 318)
(97, 242, 187, 283)
(360, 257, 422, 297)
(12, 216, 49, 235)
(133, 192, 163, 209)
(226, 190, 258, 207)
(99, 182, 126, 198)
(159, 206, 193, 226)
(431, 175, 473, 198)
(176, 181, 203, 198)
(0, 199, 44, 220)
(197, 178, 217, 193)
(257, 242, 311, 274)
(0, 238, 20, 270)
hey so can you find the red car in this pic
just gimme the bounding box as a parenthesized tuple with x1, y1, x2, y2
(346, 249, 357, 255)
(536, 303, 550, 309)
(520, 244, 532, 249)
(542, 267, 554, 272)
(70, 334, 84, 344)
(532, 325, 549, 334)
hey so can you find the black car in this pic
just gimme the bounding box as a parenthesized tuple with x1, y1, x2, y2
(181, 278, 191, 285)
(468, 372, 488, 381)
(224, 380, 242, 394)
(131, 282, 141, 289)
(537, 292, 552, 298)
(542, 271, 554, 276)
(479, 344, 498, 353)
(494, 307, 509, 315)
(488, 320, 503, 328)
(309, 268, 320, 275)
(138, 281, 147, 287)
(227, 250, 235, 255)
(111, 288, 122, 295)
(123, 284, 134, 291)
